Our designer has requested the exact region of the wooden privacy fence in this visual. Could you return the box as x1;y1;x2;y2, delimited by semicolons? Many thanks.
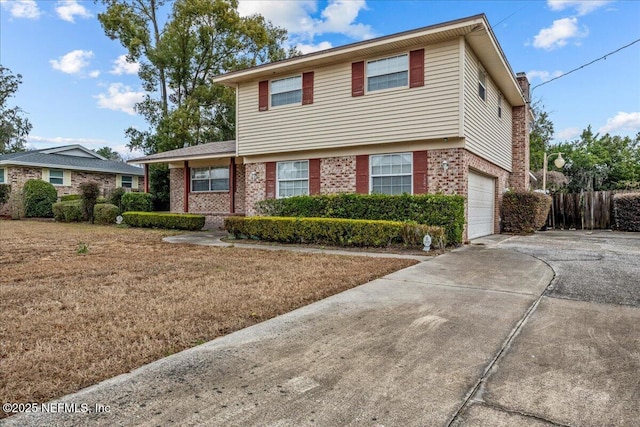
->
547;191;615;230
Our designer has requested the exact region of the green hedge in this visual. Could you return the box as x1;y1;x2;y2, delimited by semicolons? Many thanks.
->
94;203;120;225
60;194;81;202
613;192;640;231
121;192;153;212
255;193;464;245
52;200;83;222
224;216;445;249
23;179;58;218
0;184;10;206
123;212;205;231
501;191;552;234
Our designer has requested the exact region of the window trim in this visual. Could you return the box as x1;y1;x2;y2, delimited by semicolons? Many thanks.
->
365;53;409;94
270;75;302;108
190;166;230;193
49;169;64;186
276;160;309;199
369;152;413;195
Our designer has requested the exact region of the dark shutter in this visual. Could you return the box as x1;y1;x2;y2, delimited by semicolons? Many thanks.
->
258;80;269;111
355;155;369;194
409;49;425;88
309;158;320;195
413;151;428;194
265;162;276;198
302;72;314;105
352;61;365;97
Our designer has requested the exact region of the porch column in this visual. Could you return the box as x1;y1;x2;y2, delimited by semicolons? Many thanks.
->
183;161;190;213
143;164;149;193
229;158;236;214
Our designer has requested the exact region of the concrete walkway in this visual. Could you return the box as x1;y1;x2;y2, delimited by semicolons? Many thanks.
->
2;241;554;427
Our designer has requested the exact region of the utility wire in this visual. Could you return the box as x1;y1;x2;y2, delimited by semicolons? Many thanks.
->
531;38;640;93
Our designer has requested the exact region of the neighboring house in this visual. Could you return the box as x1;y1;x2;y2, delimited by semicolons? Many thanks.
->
130;14;531;240
0;145;144;216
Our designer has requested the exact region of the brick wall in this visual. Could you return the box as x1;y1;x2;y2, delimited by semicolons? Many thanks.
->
426;148;467;195
319;156;356;194
511;73;531;191
169;167;185;213
245;163;266;216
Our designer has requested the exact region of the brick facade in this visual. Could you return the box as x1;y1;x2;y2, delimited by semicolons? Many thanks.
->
511;73;531;191
245;163;266;216
319;156;356;194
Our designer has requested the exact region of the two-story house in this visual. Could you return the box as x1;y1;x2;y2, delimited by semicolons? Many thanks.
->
130;14;531;241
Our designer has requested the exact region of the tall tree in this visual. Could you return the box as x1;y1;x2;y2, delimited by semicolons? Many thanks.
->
529;101;555;172
0;66;32;154
94;146;124;161
97;0;295;155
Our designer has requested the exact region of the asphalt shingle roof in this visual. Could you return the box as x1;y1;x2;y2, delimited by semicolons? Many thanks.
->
129;140;236;163
0;149;144;175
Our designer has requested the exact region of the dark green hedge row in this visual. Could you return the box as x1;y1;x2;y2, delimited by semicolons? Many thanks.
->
501;191;552;234
0;184;10;206
60;194;81;202
224;216;445;249
53;200;83;222
255;193;464;245
613;192;640;231
123;212;205;231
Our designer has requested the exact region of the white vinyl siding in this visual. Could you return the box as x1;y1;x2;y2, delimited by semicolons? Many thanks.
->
367;54;408;92
463;43;513;171
271;76;302;107
191;167;229;192
277;160;308;198
370;153;412;195
237;39;461;156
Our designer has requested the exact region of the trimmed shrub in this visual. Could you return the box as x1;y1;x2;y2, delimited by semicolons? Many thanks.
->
613;192;640;231
79;182;100;223
502;191;552;234
60;194;81;202
96;197;108;204
255;193;464;245
123;212;205;231
23;179;57;218
94;203;120;225
224;216;445;249
121;192;153;213
109;187;126;210
0;184;11;206
52;200;83;222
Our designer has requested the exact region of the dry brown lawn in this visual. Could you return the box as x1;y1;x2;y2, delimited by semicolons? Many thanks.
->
0;220;415;415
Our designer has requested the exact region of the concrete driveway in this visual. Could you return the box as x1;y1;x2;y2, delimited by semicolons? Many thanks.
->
2;231;639;427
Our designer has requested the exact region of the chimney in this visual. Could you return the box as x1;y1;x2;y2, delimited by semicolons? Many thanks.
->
511;72;530;191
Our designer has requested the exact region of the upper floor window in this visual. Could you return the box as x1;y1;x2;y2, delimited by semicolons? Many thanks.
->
370;153;412;195
498;94;503;118
367;54;408;92
277;160;308;198
191;167;229;192
121;175;133;188
271;76;302;107
478;69;487;101
0;168;4;184
49;169;64;186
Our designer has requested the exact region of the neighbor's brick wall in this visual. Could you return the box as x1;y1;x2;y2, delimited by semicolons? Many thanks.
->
170;167;185;213
0;167;42;217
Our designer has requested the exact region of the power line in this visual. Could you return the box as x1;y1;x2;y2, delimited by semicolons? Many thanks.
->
531;38;640;94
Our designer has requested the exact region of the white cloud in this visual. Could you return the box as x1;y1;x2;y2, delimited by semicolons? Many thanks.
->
88;70;101;78
555;127;581;140
1;0;42;19
50;50;94;74
28;135;112;146
110;55;140;75
297;41;333;54
95;83;145;115
599;112;640;134
533;17;588;50
547;0;612;16
527;70;563;82
316;0;374;40
55;0;92;23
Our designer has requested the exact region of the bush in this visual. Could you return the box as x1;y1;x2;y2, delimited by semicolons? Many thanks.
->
501;191;552;234
109;187;126;210
79;182;100;223
224;216;445;249
0;184;11;206
256;193;464;245
613;192;640;231
52;200;83;222
121;192;153;213
123;212;205;231
96;197;108;204
60;194;81;202
94;203;120;225
23;179;57;218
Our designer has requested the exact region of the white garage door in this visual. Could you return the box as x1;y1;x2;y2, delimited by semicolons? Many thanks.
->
468;171;495;240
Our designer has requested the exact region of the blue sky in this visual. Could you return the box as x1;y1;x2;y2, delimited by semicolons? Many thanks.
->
1;0;639;159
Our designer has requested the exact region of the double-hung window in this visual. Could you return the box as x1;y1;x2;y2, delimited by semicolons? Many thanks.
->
0;168;4;184
478;69;487;101
370;153;412;195
191;167;229;192
277;160;308;198
121;175;133;188
49;169;64;185
367;54;408;92
271;76;302;107
498;94;503;118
